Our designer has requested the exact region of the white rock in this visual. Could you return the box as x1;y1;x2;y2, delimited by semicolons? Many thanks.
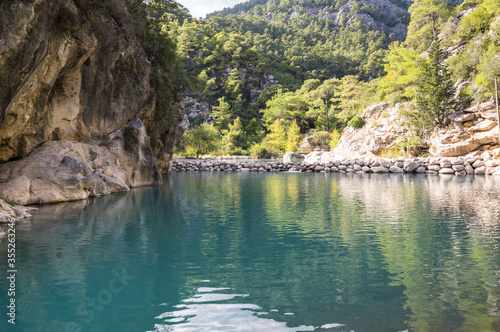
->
475;166;486;175
472;160;485;168
403;160;420;172
451;112;475;123
371;166;389;173
428;165;440;171
439;168;455;174
389;166;404;173
304;151;323;164
468;120;497;133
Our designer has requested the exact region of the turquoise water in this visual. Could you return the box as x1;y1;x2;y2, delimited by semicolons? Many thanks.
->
2;172;500;331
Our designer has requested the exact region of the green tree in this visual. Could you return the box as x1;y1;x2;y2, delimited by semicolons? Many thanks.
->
263;119;287;153
212;97;233;130
378;43;422;103
310;78;340;132
402;39;455;137
286;120;301;152
139;1;189;155
221;117;245;154
182;123;220;157
406;0;451;52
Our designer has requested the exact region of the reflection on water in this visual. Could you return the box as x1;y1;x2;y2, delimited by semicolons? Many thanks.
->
0;172;500;331
151;286;318;332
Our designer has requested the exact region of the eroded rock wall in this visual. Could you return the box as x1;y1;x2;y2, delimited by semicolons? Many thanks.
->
0;117;160;205
0;0;153;161
0;0;183;205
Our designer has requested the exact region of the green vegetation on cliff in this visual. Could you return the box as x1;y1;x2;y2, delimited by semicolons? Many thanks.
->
168;0;500;157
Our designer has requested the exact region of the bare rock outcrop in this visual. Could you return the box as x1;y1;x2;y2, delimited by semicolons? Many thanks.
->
0;117;160;205
334;102;407;158
0;199;37;222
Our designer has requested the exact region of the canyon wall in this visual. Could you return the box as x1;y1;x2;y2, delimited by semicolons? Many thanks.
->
0;0;184;206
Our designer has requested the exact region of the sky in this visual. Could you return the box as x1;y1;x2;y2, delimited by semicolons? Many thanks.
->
176;0;246;19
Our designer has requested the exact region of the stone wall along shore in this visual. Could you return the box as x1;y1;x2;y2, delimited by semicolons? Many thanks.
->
172;157;500;176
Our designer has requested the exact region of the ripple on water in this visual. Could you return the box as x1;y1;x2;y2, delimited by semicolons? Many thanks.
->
150;287;321;332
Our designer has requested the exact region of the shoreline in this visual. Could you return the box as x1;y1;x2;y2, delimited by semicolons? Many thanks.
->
172;156;500;176
2;155;499;223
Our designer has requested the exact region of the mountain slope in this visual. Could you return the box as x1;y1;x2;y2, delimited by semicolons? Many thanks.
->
209;0;412;40
165;0;416;138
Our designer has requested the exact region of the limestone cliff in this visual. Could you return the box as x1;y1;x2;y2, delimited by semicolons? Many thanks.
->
0;0;184;207
334;99;500;159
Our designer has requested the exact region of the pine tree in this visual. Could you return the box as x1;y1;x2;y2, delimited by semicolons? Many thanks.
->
419;39;455;125
211;97;233;131
402;39;455;137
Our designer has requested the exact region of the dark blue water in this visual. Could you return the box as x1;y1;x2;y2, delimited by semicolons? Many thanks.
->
2;172;500;331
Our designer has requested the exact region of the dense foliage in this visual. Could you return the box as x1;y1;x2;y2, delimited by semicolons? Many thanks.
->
172;0;500;157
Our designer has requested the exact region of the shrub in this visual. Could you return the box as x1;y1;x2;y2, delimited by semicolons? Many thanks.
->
311;131;331;146
1;196;20;206
249;143;271;159
377;148;400;158
348;115;364;128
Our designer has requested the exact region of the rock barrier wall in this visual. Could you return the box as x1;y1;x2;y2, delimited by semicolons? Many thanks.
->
172;157;500;176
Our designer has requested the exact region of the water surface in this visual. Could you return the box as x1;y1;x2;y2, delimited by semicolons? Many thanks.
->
1;172;500;331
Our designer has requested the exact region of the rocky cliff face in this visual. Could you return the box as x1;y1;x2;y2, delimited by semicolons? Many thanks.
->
0;0;183;206
334;99;500;159
334;102;407;158
430;99;500;159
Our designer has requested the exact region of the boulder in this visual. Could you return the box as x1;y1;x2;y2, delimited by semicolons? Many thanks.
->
452;165;465;172
415;166;427;173
389;166;404;173
0;199;37;222
468;120;497;133
472;160;485;167
334;103;406;157
0;0;185;207
465;165;475;174
439;168;455;174
450;112;475;123
304;152;324;164
430;100;499;157
428;165;441;171
371;166;389;173
403;160;420;172
0;118;160;205
320;152;336;164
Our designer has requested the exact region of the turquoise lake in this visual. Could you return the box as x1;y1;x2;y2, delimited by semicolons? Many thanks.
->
2;172;500;331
